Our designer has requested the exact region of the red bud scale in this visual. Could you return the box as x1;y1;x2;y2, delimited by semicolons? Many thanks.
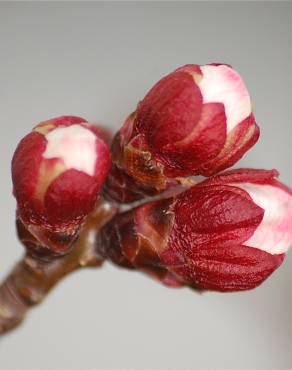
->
104;63;259;202
99;169;292;292
12;116;111;254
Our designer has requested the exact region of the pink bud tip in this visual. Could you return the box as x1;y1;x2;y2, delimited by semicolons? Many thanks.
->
12;116;111;253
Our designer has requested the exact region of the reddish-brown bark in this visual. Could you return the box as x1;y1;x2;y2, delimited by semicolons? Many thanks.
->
0;200;117;334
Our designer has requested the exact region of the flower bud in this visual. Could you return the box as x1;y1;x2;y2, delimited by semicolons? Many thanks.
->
104;64;259;202
12;116;111;254
99;169;292;291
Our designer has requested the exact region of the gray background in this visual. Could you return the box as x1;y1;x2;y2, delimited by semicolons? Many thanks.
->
0;2;292;369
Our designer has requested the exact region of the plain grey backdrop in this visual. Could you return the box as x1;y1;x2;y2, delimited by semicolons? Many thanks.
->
0;2;292;369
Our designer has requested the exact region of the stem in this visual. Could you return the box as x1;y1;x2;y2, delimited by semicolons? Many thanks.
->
0;199;117;335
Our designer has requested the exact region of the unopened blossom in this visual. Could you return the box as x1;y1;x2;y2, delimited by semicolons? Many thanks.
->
12;116;111;254
99;169;292;292
104;63;259;202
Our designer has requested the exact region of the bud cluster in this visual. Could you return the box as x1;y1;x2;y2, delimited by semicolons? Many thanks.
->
11;64;292;292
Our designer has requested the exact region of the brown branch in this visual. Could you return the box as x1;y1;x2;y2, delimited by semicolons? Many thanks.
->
0;199;117;335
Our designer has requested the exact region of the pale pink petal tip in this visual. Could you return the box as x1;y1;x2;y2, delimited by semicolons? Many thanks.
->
237;183;292;254
200;64;252;134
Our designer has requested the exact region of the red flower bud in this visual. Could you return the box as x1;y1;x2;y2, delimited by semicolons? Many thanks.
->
12;116;111;254
99;169;292;291
104;64;259;202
